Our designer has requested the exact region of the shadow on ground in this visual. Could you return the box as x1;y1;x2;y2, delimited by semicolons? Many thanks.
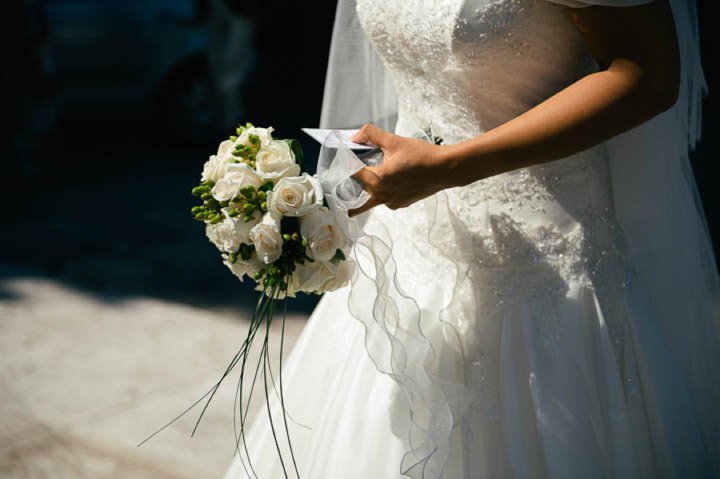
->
0;113;322;316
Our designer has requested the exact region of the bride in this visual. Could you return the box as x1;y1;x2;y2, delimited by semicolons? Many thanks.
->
225;0;719;477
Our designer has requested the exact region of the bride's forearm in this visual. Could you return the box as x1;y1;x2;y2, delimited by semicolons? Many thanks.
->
439;64;675;185
438;0;680;187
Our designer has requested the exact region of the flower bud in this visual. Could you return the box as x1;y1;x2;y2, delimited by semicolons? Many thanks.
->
241;186;256;198
291;232;300;241
261;201;268;211
282;233;291;242
243;203;255;214
257;190;267;201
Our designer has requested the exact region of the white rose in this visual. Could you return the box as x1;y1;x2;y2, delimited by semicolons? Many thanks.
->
206;217;245;253
290;261;337;294
300;206;347;262
236;126;274;148
320;259;355;293
250;213;284;264
255;140;300;181
268;173;323;217
211;163;263;202
223;252;265;282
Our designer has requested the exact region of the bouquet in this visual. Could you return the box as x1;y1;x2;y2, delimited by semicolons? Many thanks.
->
141;122;441;478
192;123;354;297
139;124;357;477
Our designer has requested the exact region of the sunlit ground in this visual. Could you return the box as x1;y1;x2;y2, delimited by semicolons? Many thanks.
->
0;268;306;478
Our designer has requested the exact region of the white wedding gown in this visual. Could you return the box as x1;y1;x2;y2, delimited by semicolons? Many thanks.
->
224;0;720;478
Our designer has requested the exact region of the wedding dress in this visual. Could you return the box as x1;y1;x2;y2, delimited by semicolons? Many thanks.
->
224;0;719;477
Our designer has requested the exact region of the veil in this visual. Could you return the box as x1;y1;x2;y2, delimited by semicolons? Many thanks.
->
320;0;719;476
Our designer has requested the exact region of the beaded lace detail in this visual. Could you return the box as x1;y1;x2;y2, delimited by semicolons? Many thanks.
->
356;0;628;305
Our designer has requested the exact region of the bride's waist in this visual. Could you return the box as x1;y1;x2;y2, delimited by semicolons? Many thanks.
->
376;186;626;286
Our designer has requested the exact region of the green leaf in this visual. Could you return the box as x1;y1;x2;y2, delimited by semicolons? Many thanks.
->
285;139;305;171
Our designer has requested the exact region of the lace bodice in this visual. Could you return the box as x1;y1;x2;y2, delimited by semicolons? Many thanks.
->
358;0;595;138
356;0;629;312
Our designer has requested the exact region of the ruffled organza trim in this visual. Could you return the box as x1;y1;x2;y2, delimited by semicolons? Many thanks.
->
317;135;475;478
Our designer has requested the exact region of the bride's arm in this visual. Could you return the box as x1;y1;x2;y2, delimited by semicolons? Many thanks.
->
350;0;680;214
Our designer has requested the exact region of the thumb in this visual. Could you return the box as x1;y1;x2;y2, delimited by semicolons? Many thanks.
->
351;124;391;148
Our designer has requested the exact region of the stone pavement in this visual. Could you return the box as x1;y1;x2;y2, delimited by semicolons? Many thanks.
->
0;272;307;479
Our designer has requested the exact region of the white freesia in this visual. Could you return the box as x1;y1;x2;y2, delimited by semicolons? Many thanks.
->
206;217;245;253
216;139;236;162
290;261;337;294
211;163;263;202
255;140;300;181
201;155;225;183
320;259;355;293
300;206;347;262
250;213;283;264
201;140;238;182
223;252;265;282
236;126;274;148
222;208;261;243
268;173;323;217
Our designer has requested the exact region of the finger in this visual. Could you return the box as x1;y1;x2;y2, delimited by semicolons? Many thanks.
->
351;165;380;187
349;194;380;218
351;124;391;148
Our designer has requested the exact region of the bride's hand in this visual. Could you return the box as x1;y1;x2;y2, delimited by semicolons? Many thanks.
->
349;124;454;217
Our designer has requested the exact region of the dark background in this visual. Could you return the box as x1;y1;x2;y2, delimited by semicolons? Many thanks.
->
0;0;717;314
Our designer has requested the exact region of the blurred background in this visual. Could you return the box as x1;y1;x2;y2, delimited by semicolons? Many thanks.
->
0;0;717;477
